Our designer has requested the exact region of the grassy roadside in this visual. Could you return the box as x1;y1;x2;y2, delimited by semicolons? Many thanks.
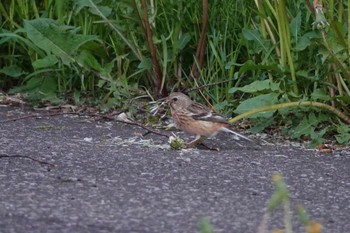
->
1;0;349;145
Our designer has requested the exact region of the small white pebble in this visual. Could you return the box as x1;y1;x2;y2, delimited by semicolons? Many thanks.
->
83;137;93;142
116;112;132;122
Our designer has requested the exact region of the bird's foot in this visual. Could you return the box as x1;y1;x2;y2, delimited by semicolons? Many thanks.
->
185;136;206;149
185;141;220;151
198;143;220;151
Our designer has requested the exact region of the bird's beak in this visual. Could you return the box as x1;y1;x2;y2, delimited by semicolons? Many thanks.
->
164;97;170;105
149;97;167;116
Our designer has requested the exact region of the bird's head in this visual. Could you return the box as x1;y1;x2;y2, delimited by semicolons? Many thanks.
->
166;92;192;111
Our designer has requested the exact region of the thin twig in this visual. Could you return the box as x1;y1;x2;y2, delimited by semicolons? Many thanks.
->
97;113;170;139
115;119;170;139
0;154;57;167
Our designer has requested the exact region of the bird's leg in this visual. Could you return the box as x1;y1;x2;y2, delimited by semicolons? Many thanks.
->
185;135;206;148
199;143;220;151
185;136;219;151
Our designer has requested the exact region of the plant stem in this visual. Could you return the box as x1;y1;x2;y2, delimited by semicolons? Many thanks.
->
228;101;350;124
283;199;293;233
141;0;167;97
275;0;298;94
191;0;208;80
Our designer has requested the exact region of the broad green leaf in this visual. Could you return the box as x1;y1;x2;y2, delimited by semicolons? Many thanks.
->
32;55;58;69
242;28;267;52
335;122;350;144
0;32;45;57
74;0;112;17
309;128;327;146
294;35;310;51
290;12;301;40
138;58;152;70
97;79;106;88
234;93;279;118
237;60;277;74
178;33;191;50
0;65;25;78
214;100;228;111
295;70;311;79
229;80;280;93
17;76;57;94
22;76;60;103
294;31;320;51
23;19;99;65
100;60;115;77
76;50;102;71
24;76;41;90
291;114;317;139
39;76;58;93
250;117;276;133
290;113;328;144
311;88;331;101
242;28;262;41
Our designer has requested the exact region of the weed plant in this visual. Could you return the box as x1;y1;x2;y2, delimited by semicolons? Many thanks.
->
0;0;349;145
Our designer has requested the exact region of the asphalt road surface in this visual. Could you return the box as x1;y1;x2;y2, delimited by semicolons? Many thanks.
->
0;106;349;233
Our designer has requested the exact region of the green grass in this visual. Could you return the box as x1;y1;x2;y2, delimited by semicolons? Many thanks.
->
0;0;349;145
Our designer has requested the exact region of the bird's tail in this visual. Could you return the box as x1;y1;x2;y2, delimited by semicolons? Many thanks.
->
221;127;254;142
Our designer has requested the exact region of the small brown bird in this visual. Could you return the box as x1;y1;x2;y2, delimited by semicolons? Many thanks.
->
166;92;253;148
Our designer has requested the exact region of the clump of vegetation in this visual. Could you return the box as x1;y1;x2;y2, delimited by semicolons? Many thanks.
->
168;135;185;150
258;173;322;233
198;173;323;233
1;0;349;145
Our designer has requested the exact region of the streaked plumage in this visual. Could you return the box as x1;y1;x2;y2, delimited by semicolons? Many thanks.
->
166;92;253;147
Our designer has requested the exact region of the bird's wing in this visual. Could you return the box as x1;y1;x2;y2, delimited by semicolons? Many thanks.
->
187;102;228;123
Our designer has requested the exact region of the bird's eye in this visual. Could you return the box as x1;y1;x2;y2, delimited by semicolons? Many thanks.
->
172;97;178;102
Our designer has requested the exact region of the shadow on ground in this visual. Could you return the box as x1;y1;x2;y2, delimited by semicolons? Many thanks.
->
0;106;349;233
